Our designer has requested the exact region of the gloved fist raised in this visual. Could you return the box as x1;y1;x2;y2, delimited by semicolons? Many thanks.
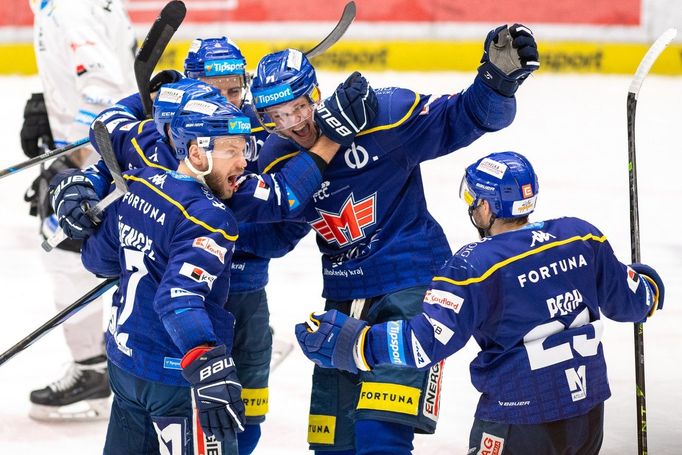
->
478;24;540;97
295;309;370;373
149;69;184;95
629;263;665;316
181;344;245;443
314;71;378;146
49;169;101;240
20;93;55;158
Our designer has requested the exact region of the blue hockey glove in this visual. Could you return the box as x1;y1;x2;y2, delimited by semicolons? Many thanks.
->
181;344;245;442
630;263;665;316
49;169;101;240
478;23;540;97
295;310;371;373
314;71;378;146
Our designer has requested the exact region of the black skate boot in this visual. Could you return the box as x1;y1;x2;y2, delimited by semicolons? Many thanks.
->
29;354;111;421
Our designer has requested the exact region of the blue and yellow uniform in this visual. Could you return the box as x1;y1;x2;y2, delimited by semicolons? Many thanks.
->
259;77;515;450
364;217;657;453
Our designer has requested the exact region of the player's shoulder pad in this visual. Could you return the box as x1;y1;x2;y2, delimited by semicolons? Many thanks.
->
530;217;607;242
431;254;480;289
365;87;421;129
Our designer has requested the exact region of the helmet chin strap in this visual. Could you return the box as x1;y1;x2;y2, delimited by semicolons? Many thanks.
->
468;204;497;239
184;149;214;184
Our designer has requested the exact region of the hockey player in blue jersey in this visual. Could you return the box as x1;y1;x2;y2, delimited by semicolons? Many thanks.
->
185;37;313;453
252;24;539;453
295;151;665;455
76;98;254;454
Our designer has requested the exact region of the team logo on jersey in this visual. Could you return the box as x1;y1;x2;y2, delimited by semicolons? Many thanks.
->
565;365;587;402
477;432;504;455
179;263;216;289
424;289;464;313
626;266;640;293
192;237;227;264
530;230;557;247
344;144;370;169
311;193;377;247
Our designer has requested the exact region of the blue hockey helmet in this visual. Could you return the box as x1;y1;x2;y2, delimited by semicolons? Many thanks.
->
250;48;319;131
460;151;539;219
152;78;223;141
184;37;247;79
169;98;251;161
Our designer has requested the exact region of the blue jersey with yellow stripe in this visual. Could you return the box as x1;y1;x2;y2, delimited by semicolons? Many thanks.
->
258;76;516;300
87;94;312;292
365;217;656;424
81;166;239;386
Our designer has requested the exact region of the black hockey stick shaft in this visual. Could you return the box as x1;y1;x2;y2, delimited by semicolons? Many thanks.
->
42;121;128;252
135;0;187;117
0;278;119;368
626;28;676;455
0;137;90;180
304;1;356;58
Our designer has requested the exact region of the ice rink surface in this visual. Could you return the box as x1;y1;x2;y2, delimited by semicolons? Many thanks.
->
0;70;680;453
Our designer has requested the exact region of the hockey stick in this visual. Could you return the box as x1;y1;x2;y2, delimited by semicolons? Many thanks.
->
304;1;356;59
0;277;119;368
135;0;187;117
0;137;90;181
42;121;128;252
626;28;677;455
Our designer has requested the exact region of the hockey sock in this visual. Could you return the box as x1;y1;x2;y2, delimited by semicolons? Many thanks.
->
237;423;261;455
355;419;414;455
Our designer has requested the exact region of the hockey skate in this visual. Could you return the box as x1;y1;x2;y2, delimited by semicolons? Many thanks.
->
29;355;111;421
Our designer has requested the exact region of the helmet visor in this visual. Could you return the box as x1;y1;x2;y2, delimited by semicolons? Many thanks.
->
196;135;248;160
459;175;477;207
198;75;247;108
257;97;315;134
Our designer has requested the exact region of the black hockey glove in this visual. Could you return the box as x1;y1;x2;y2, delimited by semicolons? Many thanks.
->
49;169;101;240
20;93;55;158
314;71;378;147
181;344;246;442
478;24;540;97
149;69;184;94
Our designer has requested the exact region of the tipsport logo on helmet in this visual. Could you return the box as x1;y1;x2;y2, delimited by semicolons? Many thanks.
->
252;84;295;109
228;117;251;134
204;59;245;76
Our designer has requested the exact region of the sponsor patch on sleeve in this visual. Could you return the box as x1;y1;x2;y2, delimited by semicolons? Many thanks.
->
424;289;464;313
285;184;300;210
170;287;204;300
626;266;640;293
253;176;271;201
192;237;227;264
425;315;454;345
411;332;431;368
179;263;216;289
386;320;406;366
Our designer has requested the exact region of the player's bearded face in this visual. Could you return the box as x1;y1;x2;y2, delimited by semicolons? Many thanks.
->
204;136;247;199
265;97;318;149
200;75;246;108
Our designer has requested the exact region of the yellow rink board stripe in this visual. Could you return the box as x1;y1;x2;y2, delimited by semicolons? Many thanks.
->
2;40;682;75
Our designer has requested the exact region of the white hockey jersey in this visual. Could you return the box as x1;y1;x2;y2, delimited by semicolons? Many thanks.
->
32;0;137;158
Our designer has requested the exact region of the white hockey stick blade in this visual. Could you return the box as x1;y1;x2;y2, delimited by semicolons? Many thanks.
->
629;28;677;98
270;338;294;371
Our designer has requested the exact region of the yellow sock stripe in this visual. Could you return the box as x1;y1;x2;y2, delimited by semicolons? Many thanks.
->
356;93;421;137
640;274;660;317
123;174;238;242
433;233;608;286
131;136;172;172
262;151;299;173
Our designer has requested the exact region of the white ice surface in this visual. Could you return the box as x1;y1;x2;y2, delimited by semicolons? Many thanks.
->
0;71;680;453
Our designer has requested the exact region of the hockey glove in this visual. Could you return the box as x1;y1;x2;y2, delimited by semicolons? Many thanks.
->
149;69;184;95
295;310;371;374
20;93;55;158
314;71;378;147
49;169;101;240
478;24;540;97
181;344;245;442
630;263;665;316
